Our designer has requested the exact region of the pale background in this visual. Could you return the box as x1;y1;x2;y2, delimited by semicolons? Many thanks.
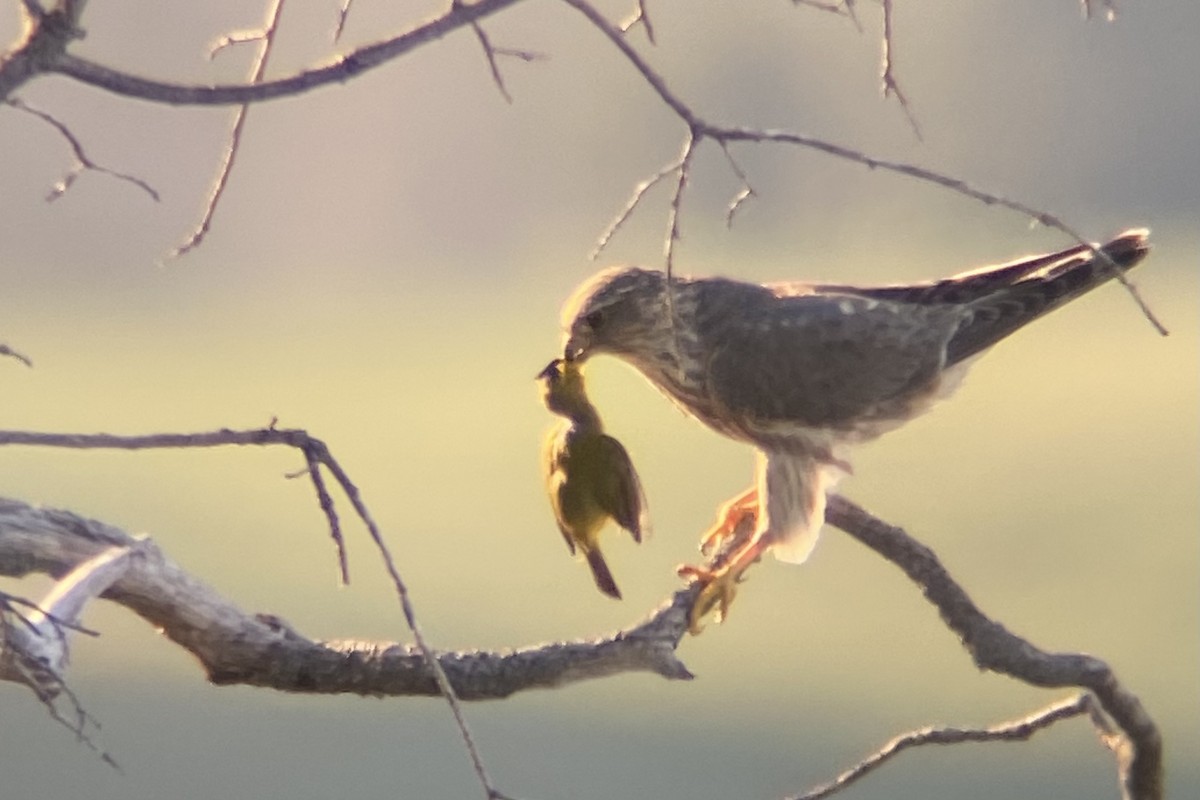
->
0;1;1196;799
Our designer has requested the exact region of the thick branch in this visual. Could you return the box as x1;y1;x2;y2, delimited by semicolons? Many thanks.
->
825;495;1162;800
45;0;527;106
0;497;694;698
0;487;1161;798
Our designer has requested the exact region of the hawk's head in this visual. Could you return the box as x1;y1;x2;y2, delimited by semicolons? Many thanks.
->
561;267;671;364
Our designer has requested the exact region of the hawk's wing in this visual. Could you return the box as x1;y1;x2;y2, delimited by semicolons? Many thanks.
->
702;288;965;428
812;229;1151;366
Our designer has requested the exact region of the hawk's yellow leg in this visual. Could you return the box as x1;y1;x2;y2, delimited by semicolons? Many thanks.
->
699;486;758;556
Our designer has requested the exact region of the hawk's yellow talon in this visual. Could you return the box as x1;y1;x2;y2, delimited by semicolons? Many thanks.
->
677;535;769;635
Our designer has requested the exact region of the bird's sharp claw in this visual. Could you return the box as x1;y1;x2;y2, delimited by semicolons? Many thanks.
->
677;563;741;635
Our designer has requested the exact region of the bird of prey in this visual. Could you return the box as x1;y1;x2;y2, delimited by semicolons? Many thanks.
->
539;357;650;599
559;229;1151;632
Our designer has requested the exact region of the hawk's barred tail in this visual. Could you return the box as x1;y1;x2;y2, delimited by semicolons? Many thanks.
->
946;229;1151;365
586;549;622;599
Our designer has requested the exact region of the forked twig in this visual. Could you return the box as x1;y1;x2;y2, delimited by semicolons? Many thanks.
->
791;694;1095;799
618;0;655;43
168;0;286;260
589;153;687;259
879;0;922;139
472;22;513;103
718;140;756;227
5;97;160;202
565;0;1166;336
0;426;502;799
825;494;1162;800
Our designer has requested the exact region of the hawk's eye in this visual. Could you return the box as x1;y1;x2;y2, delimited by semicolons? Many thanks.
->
585;310;605;330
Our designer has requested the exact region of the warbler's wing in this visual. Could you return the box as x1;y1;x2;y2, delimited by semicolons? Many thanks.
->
596;434;649;543
541;429;577;555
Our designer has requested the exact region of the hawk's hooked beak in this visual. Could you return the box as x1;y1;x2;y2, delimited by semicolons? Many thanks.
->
562;330;591;363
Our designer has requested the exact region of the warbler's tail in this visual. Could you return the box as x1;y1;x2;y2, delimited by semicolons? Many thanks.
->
586;549;621;599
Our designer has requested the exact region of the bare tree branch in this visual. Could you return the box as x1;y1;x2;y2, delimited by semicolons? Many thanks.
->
662;132;696;276
0;426;549;799
0;3;1165;797
589;152;687;260
825;495;1162;800
718;139;757;227
0;477;1160;798
618;0;655;43
4;97;161;202
0;497;695;697
793;0;862;32
471;21;514;103
0;343;34;367
792;694;1097;800
562;0;1167;336
879;0;922;139
334;0;356;42
168;0;286;260
37;0;528;106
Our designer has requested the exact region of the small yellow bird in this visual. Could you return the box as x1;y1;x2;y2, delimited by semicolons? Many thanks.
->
538;357;649;599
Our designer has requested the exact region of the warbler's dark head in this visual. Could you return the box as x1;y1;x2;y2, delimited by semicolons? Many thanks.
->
537;356;593;419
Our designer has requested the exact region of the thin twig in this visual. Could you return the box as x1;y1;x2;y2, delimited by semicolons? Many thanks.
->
589;153;687;260
334;0;355;41
0;427;503;800
793;0;861;30
492;46;546;62
469;22;545;101
718;140;756;227
472;22;513;103
208;30;267;59
825;495;1162;800
618;0;655;43
46;0;528;106
1;592;120;770
0;344;34;368
565;0;1164;335
880;0;922;139
791;694;1094;800
297;449;350;584
307;441;501;800
4;98;161;202
168;0;286;260
663;132;698;276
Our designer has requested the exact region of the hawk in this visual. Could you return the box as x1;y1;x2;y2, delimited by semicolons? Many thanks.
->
559;229;1151;632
